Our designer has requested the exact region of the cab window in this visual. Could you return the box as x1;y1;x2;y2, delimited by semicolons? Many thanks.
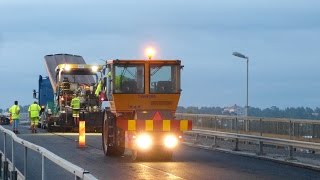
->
150;64;180;94
113;64;144;94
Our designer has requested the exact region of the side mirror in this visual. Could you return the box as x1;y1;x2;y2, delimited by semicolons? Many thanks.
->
33;89;37;99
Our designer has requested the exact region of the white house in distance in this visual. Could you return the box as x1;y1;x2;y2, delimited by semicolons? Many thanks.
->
223;104;245;116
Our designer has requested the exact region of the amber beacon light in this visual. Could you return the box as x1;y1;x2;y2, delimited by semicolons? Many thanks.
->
145;47;155;60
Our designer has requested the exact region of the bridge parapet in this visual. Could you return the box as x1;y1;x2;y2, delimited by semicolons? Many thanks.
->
176;113;320;143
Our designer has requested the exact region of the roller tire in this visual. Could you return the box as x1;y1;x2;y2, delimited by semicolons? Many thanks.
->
102;109;125;156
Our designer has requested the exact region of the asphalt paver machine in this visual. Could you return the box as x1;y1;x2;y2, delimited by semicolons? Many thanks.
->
43;54;104;132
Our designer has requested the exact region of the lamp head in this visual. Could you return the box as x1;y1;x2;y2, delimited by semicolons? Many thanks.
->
232;52;247;59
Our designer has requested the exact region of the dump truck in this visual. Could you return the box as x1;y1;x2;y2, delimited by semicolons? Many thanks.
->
101;57;192;160
37;54;104;132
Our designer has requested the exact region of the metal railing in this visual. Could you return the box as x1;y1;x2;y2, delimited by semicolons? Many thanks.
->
176;113;320;142
0;125;97;180
186;128;320;160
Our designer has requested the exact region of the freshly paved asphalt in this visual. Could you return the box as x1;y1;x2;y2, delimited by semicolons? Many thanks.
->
1;125;320;180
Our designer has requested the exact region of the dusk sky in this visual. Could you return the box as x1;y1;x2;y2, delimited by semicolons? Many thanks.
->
1;0;320;109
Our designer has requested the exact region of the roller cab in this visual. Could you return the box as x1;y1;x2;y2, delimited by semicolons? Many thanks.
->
102;59;192;160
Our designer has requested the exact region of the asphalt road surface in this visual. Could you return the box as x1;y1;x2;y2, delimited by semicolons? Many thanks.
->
1;125;320;180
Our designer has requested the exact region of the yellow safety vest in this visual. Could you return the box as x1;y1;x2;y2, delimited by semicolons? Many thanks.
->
9;105;20;119
95;81;102;97
28;104;41;118
71;97;80;109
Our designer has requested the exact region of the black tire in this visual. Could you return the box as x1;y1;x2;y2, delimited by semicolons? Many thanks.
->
102;109;125;156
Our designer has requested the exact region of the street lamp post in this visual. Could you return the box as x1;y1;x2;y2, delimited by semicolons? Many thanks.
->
232;52;249;131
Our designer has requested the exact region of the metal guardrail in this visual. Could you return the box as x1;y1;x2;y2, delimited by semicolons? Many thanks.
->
186;128;320;159
0;125;97;180
176;113;320;142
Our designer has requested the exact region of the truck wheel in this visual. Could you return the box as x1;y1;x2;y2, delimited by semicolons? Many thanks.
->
116;129;125;156
102;111;113;156
102;110;125;156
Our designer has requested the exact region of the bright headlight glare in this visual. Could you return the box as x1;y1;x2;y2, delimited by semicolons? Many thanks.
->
164;135;178;148
65;65;71;71
91;66;98;72
136;134;152;149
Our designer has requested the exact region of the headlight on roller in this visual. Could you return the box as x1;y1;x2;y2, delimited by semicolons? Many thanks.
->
164;135;178;149
136;134;152;150
91;65;98;72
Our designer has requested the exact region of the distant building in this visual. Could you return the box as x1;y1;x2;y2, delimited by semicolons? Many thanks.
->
223;104;244;116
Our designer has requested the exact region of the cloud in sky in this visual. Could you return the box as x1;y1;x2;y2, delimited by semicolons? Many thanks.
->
0;0;320;109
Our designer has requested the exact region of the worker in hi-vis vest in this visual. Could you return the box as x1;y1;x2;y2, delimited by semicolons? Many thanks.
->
28;101;41;133
9;100;20;134
71;94;81;126
95;78;103;97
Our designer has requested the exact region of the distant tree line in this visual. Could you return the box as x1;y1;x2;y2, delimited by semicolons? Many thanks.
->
177;106;320;120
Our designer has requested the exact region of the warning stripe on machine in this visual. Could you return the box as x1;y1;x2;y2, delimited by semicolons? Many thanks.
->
117;119;192;131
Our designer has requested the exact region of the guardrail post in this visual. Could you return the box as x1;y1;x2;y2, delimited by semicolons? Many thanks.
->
214;117;217;131
287;145;295;160
257;141;264;155
259;118;263;136
11;171;17;180
312;124;315;139
0;153;2;178
233;138;239;151
24;146;28;180
3;161;8;180
42;155;46;180
289;120;292;139
292;122;295;137
75;175;81;180
11;138;17;180
194;133;200;144
231;118;233;132
235;118;238;134
3;133;6;161
3;133;8;180
12;138;15;171
212;136;218;148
